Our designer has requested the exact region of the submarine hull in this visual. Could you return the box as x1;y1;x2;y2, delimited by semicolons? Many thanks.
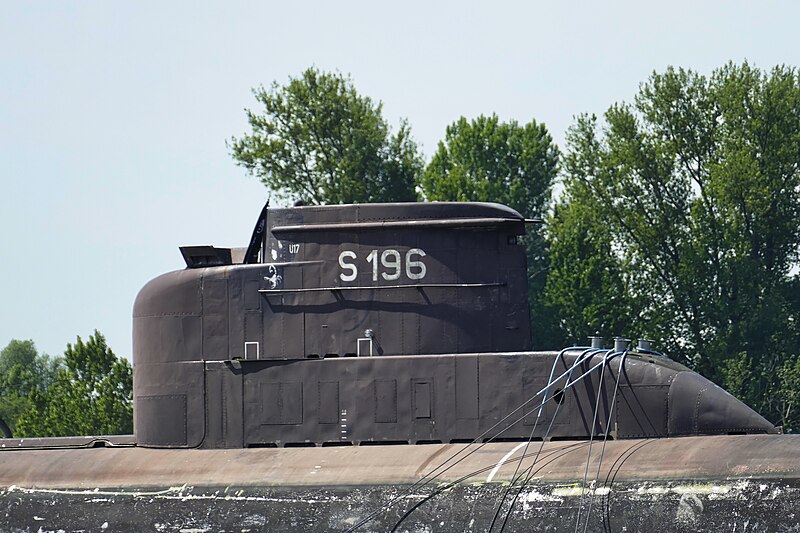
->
1;434;799;531
3;201;791;531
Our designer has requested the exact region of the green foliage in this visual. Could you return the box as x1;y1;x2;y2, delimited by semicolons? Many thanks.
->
15;331;132;437
419;114;559;347
420;114;558;215
544;200;632;344
0;340;61;435
777;355;800;431
553;62;800;427
230;67;423;204
227;62;800;427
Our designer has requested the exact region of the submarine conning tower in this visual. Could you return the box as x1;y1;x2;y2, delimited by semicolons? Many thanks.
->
132;202;777;449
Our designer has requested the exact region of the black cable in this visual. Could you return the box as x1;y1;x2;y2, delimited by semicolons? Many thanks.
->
376;367;603;533
396;349;612;533
495;393;567;533
497;350;619;533
582;352;628;533
349;386;577;532
345;347;598;532
600;439;652;533
489;348;602;532
389;441;592;532
574;350;617;533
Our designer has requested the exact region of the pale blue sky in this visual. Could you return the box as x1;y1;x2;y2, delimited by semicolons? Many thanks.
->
2;1;799;359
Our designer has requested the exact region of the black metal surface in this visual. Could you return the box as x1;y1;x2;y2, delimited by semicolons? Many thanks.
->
179;245;232;268
244;198;269;264
129;201;777;449
0;201;791;532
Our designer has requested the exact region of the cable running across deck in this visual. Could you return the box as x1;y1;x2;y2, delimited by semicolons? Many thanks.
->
350;347;623;533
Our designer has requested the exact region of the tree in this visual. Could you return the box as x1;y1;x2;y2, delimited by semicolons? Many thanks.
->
0;340;61;436
420;114;560;347
230;67;423;204
15;331;133;437
420;115;557;216
544;200;633;345
555;63;800;428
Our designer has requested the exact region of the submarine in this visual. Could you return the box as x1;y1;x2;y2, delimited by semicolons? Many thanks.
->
1;201;799;532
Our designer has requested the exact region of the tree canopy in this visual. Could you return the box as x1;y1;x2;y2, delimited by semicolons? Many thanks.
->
0;340;61;436
419;114;558;215
548;62;800;428
544;199;633;344
15;331;132;437
230;67;423;204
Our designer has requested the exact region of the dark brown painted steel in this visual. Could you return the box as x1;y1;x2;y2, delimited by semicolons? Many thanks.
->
0;435;798;489
0;201;791;531
257;281;505;293
270;216;525;233
129;201;777;449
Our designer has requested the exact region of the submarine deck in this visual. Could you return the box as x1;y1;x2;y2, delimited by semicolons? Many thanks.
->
1;434;799;489
3;435;800;531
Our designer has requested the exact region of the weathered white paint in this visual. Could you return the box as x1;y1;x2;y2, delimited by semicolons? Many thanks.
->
486;442;527;482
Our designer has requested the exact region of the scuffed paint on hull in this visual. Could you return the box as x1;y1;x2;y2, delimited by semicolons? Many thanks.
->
3;480;799;532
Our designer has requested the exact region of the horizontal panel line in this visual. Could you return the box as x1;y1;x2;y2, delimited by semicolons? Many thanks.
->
271;217;525;233
258;282;505;294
